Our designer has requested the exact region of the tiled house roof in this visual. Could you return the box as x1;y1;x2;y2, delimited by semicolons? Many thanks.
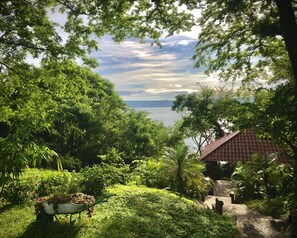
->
200;128;291;164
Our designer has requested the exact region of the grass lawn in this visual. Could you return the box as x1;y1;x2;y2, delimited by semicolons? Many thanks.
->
0;185;238;238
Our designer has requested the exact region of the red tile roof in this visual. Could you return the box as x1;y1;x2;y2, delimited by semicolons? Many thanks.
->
200;128;291;164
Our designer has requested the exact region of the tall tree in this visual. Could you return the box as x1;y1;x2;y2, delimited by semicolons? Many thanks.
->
119;110;168;164
191;0;297;205
235;83;297;196
193;0;297;84
172;86;240;155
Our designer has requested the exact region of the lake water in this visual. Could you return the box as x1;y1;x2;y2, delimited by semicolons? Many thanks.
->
136;107;182;127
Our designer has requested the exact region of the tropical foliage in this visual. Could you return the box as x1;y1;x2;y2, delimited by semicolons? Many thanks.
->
159;144;212;199
232;154;293;201
1;0;297;234
0;58;170;193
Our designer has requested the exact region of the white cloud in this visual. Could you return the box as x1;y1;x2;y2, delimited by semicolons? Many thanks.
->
94;37;235;100
44;7;234;100
178;40;194;46
146;88;195;94
177;26;200;39
173;84;182;88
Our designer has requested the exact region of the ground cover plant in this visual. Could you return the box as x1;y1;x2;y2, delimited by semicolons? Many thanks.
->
0;184;238;238
246;198;289;219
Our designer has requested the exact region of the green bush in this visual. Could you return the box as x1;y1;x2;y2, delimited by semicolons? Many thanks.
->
132;157;212;200
246;198;289;219
1;163;131;205
35;171;79;197
131;159;166;188
232;154;293;202
78;166;106;197
78;163;130;198
1;170;79;205
1;179;37;204
100;163;130;186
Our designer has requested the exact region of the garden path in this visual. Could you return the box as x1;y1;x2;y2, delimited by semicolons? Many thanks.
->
204;180;291;238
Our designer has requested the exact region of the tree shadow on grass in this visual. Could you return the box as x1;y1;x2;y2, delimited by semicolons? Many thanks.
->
88;192;172;238
18;220;83;238
90;192;195;238
0;204;14;214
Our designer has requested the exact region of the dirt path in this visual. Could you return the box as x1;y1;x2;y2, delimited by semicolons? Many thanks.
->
204;180;291;238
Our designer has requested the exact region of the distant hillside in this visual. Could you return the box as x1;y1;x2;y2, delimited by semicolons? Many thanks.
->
125;100;173;108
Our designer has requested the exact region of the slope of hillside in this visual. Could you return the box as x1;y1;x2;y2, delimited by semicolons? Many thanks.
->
0;185;238;238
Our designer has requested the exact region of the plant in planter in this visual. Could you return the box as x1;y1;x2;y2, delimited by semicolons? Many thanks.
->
35;192;96;219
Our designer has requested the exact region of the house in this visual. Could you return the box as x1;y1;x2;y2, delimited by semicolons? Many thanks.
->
200;128;291;179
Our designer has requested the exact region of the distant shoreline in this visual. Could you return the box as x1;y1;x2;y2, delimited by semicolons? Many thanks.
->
125;100;173;108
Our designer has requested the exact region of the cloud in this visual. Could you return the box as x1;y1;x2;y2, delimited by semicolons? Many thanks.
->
178;40;195;46
171;84;182;88
146;88;195;94
93;36;234;100
43;9;240;101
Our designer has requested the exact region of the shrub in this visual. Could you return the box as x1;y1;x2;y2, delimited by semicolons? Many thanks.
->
35;171;79;197
131;159;166;188
232;154;293;202
1;179;37;204
1;170;79;205
246;198;289;219
100;163;130;186
78;163;130;198
132;156;212;201
78;166;106;197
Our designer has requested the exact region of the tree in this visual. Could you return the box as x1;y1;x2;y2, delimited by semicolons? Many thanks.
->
192;0;297;156
35;61;126;168
0;63;62;193
0;0;196;182
159;144;210;199
193;0;297;85
0;0;196;74
191;0;297;205
119;110;168;164
172;86;240;155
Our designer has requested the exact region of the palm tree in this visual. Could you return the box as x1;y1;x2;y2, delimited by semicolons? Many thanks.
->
159;144;210;199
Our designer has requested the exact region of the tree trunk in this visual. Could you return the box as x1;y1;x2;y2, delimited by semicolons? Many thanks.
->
292;149;297;207
0;174;8;196
275;0;297;203
275;0;297;128
275;0;297;83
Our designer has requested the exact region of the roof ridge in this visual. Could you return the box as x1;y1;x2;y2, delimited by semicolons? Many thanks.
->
200;130;241;160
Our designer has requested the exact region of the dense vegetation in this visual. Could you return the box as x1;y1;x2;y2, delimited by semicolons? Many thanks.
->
0;60;170;193
1;0;297;236
0;170;238;238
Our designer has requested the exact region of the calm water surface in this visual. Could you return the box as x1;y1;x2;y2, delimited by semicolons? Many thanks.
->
137;107;182;127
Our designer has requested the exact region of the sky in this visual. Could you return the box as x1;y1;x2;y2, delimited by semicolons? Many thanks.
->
48;9;236;101
93;33;231;101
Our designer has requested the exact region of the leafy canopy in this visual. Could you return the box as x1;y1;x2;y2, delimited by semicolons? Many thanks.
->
193;0;295;84
172;86;240;154
0;0;197;72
